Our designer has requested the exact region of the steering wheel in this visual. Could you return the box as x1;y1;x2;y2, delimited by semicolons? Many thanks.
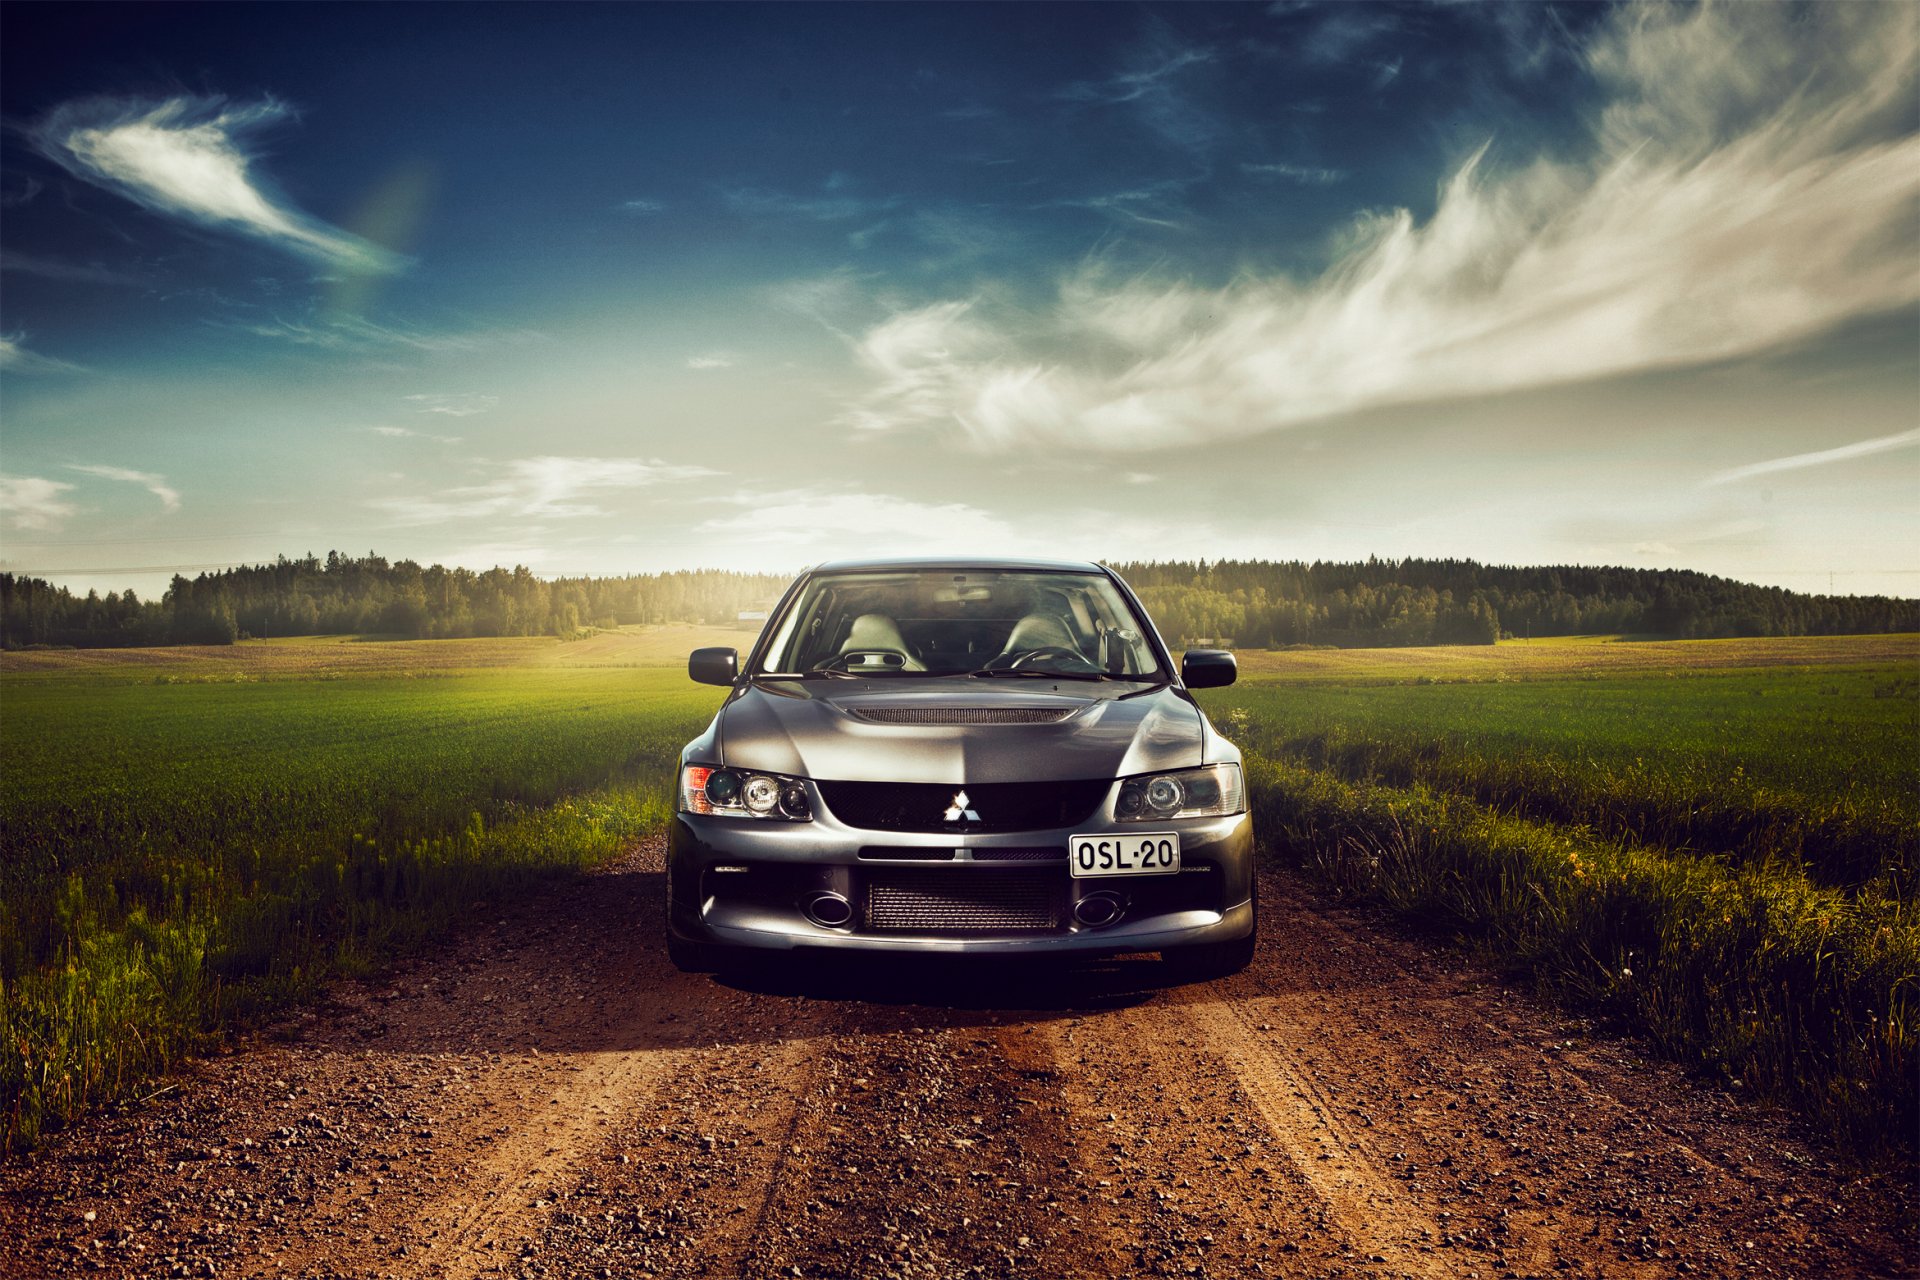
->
816;649;912;672
1008;645;1101;672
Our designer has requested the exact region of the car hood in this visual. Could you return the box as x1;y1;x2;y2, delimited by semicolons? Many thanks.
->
717;679;1208;784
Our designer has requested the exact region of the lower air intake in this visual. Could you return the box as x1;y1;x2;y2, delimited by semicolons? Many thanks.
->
865;869;1065;932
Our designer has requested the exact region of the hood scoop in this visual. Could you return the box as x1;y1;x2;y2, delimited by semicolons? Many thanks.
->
843;705;1077;726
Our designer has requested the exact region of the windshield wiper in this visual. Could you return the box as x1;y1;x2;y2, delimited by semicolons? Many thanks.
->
967;667;1110;681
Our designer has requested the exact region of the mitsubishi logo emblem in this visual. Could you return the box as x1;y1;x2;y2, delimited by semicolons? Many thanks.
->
943;789;981;824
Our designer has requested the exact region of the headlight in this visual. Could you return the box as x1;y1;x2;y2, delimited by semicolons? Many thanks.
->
1116;763;1244;821
681;765;814;821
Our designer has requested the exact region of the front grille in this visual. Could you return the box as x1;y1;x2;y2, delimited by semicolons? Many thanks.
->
858;845;1065;862
845;706;1075;725
858;846;956;861
817;779;1111;834
865;869;1066;932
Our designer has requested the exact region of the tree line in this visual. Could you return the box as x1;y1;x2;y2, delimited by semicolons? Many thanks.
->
1;552;1915;650
0;553;788;648
1110;558;1920;647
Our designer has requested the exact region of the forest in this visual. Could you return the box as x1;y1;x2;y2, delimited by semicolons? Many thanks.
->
1;553;1914;650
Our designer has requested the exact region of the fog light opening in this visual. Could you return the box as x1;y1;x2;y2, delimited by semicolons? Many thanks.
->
800;891;854;929
1073;891;1127;929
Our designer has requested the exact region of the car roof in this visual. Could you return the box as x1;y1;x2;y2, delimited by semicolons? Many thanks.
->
805;556;1109;575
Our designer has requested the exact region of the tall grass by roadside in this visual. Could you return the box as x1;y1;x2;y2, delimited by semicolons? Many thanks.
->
1213;664;1919;896
1;662;717;1148
1243;757;1918;1160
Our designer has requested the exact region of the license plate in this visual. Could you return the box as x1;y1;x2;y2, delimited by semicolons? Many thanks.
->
1069;832;1181;878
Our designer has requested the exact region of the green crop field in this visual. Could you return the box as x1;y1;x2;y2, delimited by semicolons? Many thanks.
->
1208;657;1918;893
1196;634;1919;1158
2;629;1916;1158
0;626;743;1145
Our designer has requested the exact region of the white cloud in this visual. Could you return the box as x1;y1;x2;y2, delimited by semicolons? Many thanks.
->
366;425;461;444
405;393;499;417
0;475;79;530
0;333;85;375
697;488;1020;554
32;95;402;274
1702;429;1920;488
371;456;718;526
68;465;181;513
240;316;544;354
686;353;735;370
1240;162;1347;185
620;198;665;215
843;2;1920;453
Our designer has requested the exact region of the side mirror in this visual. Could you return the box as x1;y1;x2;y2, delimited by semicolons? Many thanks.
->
1181;648;1237;689
689;646;739;686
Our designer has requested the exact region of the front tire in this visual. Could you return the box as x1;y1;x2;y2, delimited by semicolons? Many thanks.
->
1161;929;1255;981
1163;878;1257;981
667;931;721;973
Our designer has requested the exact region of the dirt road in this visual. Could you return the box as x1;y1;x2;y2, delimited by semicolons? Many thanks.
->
3;839;1911;1279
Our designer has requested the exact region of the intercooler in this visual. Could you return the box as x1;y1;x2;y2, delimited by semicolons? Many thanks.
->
863;868;1067;932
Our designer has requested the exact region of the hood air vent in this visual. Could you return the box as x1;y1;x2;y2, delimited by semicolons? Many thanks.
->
845;706;1075;726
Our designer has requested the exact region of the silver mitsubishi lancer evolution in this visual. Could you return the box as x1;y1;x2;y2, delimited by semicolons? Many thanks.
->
665;557;1255;979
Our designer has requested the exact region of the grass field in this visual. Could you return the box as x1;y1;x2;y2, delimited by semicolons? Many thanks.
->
1;627;740;1144
1201;634;1919;1158
2;629;1916;1157
1210;657;1917;893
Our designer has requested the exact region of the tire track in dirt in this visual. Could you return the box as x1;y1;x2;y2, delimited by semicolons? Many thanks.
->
1171;983;1450;1276
5;859;1915;1280
712;980;1101;1280
420;1044;700;1279
507;1016;837;1280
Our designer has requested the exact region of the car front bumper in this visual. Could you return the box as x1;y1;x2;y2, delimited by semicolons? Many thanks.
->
666;799;1254;958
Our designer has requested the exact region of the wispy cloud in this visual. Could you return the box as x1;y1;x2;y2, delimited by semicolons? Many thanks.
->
620;198;665;215
67;464;181;513
0;333;85;375
31;95;403;274
371;456;718;525
724;176;895;223
0;475;79;530
1631;519;1768;558
1293;8;1400;65
0;249;153;286
366;425;461;444
840;3;1920;452
1059;28;1221;153
766;268;871;339
686;352;735;370
1059;40;1213;106
1048;182;1194;230
1703;429;1920;488
1239;161;1347;185
0;175;44;208
405;393;499;418
237;315;544;354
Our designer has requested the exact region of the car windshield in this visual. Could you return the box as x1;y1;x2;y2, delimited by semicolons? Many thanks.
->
754;569;1166;679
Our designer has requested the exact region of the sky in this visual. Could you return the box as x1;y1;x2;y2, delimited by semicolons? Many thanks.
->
1;0;1915;601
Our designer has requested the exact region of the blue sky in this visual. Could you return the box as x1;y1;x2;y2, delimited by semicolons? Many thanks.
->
2;1;1915;599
